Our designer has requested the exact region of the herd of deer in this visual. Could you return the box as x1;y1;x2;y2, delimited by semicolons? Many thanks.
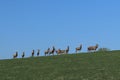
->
13;44;98;59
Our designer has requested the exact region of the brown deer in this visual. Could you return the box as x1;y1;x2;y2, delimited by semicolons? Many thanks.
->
88;44;98;52
49;46;55;56
44;48;50;56
76;44;82;53
56;46;69;55
56;49;62;55
66;46;69;54
13;51;18;59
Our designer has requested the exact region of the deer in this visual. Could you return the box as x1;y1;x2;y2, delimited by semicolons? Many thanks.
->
75;44;82;53
13;51;18;59
88;44;99;52
22;52;25;58
32;50;35;57
56;46;69;55
49;46;56;56
44;48;50;56
37;49;40;56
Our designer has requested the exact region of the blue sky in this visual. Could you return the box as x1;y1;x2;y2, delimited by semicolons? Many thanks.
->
0;0;120;59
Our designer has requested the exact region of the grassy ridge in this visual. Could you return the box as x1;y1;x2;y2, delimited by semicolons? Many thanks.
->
0;51;120;80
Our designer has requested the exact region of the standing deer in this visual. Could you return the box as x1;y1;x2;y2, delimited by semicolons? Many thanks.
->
76;44;82;53
49;46;55;56
88;44;99;52
37;49;40;56
22;52;25;58
32;50;35;57
66;46;69;54
13;51;18;59
44;48;50;56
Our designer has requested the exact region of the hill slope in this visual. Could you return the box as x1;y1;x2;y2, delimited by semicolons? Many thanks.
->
0;51;120;80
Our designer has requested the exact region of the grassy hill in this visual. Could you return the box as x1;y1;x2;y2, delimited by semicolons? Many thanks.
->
0;51;120;80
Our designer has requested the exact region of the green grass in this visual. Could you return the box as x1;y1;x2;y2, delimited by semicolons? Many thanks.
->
0;50;120;80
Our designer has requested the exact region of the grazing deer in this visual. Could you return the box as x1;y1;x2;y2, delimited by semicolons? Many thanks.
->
60;50;66;54
88;44;98;52
56;49;62;55
56;46;69;55
44;48;50;56
37;49;40;56
22;52;25;58
13;51;18;59
32;50;35;57
76;44;82;53
49;46;55;56
56;49;66;55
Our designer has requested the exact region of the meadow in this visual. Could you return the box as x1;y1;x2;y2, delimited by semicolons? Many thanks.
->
0;50;120;80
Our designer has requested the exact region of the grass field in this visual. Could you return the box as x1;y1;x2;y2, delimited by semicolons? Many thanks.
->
0;50;120;80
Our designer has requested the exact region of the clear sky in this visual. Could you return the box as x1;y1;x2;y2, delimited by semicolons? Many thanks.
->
0;0;120;59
